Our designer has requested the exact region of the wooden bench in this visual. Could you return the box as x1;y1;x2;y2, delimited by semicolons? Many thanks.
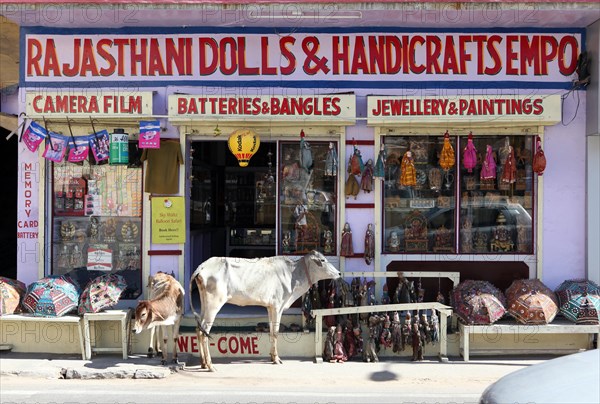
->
311;302;453;363
459;319;600;361
0;314;85;359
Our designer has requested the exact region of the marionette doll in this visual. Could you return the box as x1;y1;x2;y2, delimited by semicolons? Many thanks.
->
340;222;354;256
439;130;455;171
345;174;360;199
391;311;403;353
501;146;517;184
323;326;336;362
344;320;357;359
364;223;375;265
299;130;313;172
480;144;497;184
399;150;417;187
411;321;424;361
374;143;386;179
324;142;338;177
348;144;365;176
533;136;547;175
333;324;348;362
361;159;374;193
463;132;478;173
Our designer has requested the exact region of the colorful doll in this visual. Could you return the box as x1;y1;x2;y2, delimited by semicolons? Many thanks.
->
501;146;517;184
533;136;547;175
340;222;354;256
364;223;375;265
462;132;477;173
399;150;417;187
480;144;497;180
374;143;386;179
439;130;455;171
361;159;374;193
324;142;338;176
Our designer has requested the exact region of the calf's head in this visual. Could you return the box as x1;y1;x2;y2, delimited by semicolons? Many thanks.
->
132;301;153;334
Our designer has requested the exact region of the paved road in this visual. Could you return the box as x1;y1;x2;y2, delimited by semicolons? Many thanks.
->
0;355;542;404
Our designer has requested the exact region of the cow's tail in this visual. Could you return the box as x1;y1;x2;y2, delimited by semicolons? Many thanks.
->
189;266;211;339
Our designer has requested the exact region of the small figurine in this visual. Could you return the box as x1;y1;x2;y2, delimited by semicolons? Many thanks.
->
364;315;380;363
340;222;354;257
324;142;338;177
391;311;403;353
501;146;517;184
333;324;348;362
353;326;364;358
282;231;291;253
401;312;412;351
463;132;478;173
379;314;393;350
323;230;333;254
348;144;364;176
364;223;375;265
344;320;356;359
480;144;497;181
411;321;424;361
399;150;417;187
323;326;336;362
439;130;455;171
88;216;100;241
429;311;440;346
490;212;514;252
360;159;374;193
294;202;308;245
299;130;313;173
388;231;400;253
373;144;386;179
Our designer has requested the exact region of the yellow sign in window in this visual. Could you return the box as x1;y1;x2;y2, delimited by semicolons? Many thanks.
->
151;196;186;244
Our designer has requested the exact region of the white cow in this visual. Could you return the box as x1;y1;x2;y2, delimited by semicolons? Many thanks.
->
190;250;340;371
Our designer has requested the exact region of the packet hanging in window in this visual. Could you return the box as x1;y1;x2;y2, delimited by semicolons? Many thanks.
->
22;121;47;152
42;132;68;162
89;129;110;163
67;136;91;163
139;120;160;149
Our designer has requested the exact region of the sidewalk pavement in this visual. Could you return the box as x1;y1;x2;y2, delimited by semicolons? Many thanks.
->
0;350;547;382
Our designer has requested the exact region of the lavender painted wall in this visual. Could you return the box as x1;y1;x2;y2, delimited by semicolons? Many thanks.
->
542;92;587;289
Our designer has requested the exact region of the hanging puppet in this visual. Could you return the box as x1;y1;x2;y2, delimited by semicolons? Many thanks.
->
348;142;365;176
399;150;417;187
299;130;313;172
361;159;374;193
501;145;517;184
480;144;497;182
439;131;455;171
340;222;354;257
324;142;338;176
364;223;375;265
533;136;547;175
345;174;360;199
373;143;386;179
462;132;478;173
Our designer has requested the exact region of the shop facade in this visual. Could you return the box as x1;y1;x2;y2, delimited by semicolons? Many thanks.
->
10;23;599;356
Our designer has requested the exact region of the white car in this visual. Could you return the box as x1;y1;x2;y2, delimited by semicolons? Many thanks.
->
480;349;600;404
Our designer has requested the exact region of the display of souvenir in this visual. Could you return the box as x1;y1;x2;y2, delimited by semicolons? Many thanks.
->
428;167;442;190
340;222;353;257
473;230;489;252
88;216;100;241
490;212;514;252
465;176;477;190
324;142;338;177
364;224;375;265
399;151;417;187
463;132;477;173
121;220;139;242
374;144;386;179
439;131;455;171
387;231;400;252
533;136;546;175
409;140;428;162
404;210;428;252
433;225;454;253
60;221;76;241
323;230;333;254
361;159;374;193
103;218;117;243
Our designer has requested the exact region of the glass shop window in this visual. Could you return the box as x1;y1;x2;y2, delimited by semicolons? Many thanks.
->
279;141;337;255
382;135;457;254
382;134;535;255
459;135;534;254
51;160;143;299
